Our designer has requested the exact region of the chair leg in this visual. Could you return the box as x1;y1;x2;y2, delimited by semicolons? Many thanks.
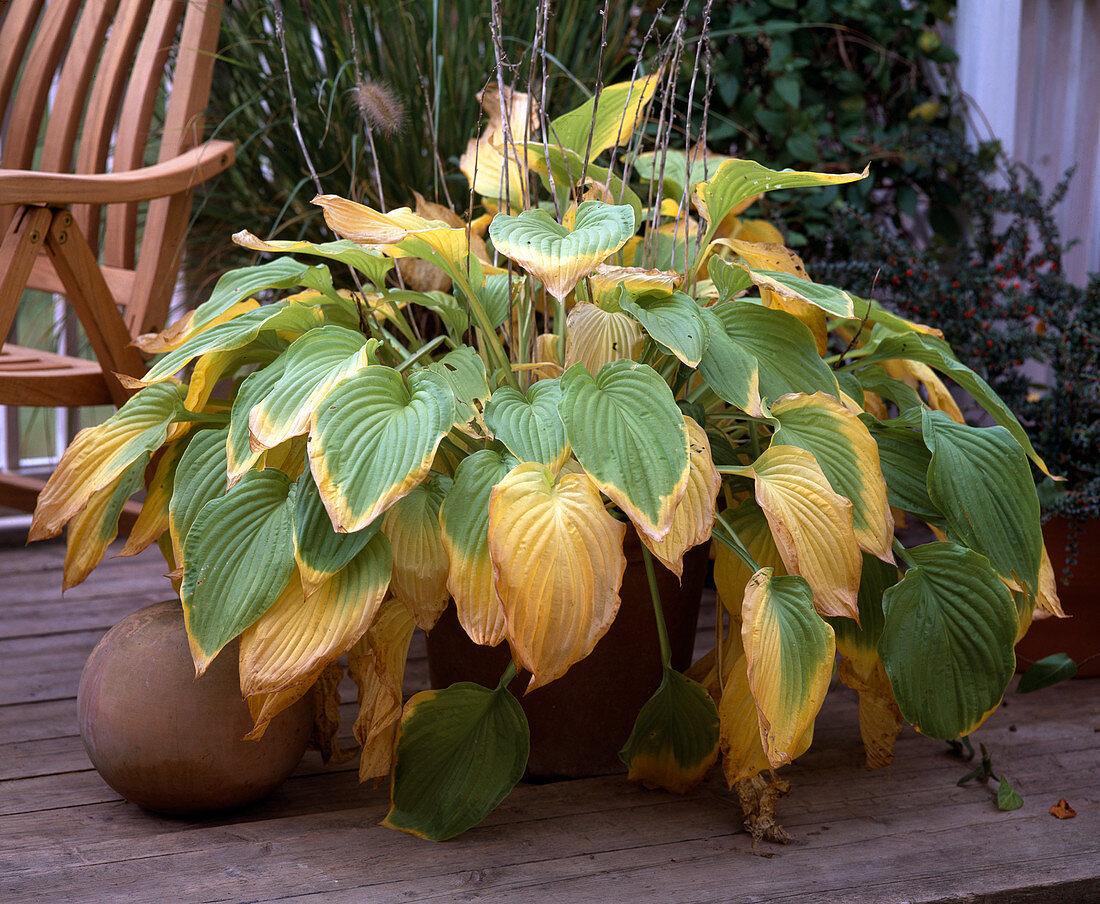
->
43;208;146;406
0;206;54;344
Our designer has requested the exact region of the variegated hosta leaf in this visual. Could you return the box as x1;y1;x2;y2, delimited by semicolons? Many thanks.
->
620;666;720;794
737;444;863;619
308;366;455;533
349;598;417;782
181;469;297;674
424;346;490;437
549;72;661;158
697;305;763;415
922;410;1042;599
558;360;688;542
238;530;392;696
227;357;288;483
249;326;375;453
587;264;681;308
140;302;323;386
487;463;627;691
617;290;710;368
714;499;786;617
741;569;835;767
62;454;148;590
878;541;1018;740
563;302;644;374
232;231;394;289
384;680;529;841
483;379;569;473
488;201;635;302
719;654;813;786
438;450;515;646
119;438;190;558
293;466;379;595
693;159;868;232
382;475;452;630
641;417;720;578
769;392;894;563
30;382;185;541
168;427;231;566
708;301;839;403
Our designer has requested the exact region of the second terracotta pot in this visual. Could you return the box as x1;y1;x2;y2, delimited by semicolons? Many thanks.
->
425;533;710;779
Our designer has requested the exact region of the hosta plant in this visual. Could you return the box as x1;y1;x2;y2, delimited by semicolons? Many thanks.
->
34;79;1061;841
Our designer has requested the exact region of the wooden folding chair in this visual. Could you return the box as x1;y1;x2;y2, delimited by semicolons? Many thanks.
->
0;0;233;516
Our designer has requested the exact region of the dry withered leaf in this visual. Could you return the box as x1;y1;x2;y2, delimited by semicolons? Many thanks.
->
1050;798;1077;819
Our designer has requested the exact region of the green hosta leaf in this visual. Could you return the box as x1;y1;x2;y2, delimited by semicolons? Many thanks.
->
227;358;288;481
708;255;754;303
384;680;529;841
188;259;340;336
30;381;187;541
1016;653;1077;694
620;666;720;793
483;379;568;471
710;301;839;403
693;159;867;232
293;467;379;594
827;553;901;659
169;427;230;561
855;366;925;413
533;146;645;231
181;469;297;672
477;273;522;331
769;392;893;561
232;232;394;289
618;289;710;367
438;449;515;646
309;366;455;533
697;306;762;414
558;360;688;541
863;419;943;525
143;302;323;384
735;268;857;318
742;569;836;766
488;201;635;302
424;346;490;436
549;72;660;158
852;328;1048;475
386;290;468;337
634;148;726;200
249;326;375;452
878;541;1017;740
997;777;1024;811
922;410;1042;597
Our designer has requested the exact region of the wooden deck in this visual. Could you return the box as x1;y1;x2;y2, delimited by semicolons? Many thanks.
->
1;538;1098;904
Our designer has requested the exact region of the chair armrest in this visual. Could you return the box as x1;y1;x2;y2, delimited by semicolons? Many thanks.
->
0;140;235;205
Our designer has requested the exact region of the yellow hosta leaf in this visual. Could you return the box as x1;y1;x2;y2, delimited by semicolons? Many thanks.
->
313;196;438;244
587;264;682;308
719;654;813;785
726;218;784;245
837;655;904;770
382;478;451;630
714;499;787;619
742;569;835;767
641;417;720;578
1037;542;1065;617
739;445;862;619
479;84;538;146
238;532;391;697
883;359;965;423
134;299;259;355
119;440;188;558
769;392;895;564
551;71;661;158
488;463;626;691
459;135;532;209
563;302;644;374
349;598;417;782
245;680;313;741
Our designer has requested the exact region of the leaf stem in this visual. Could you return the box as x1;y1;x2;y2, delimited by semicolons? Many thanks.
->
640;544;672;669
892;537;916;568
497;659;518;691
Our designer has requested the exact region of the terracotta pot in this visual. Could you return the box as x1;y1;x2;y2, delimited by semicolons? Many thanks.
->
425;533;709;779
1015;517;1100;677
78;600;313;815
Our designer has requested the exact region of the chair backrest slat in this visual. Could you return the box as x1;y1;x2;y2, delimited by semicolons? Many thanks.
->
0;0;47;129
39;0;119;176
102;0;184;271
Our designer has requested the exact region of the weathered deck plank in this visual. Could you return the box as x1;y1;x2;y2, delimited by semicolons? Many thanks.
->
0;540;1097;904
